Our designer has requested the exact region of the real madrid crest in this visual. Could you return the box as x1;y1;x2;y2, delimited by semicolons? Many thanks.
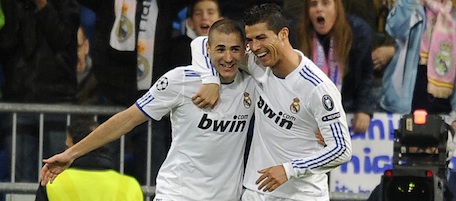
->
290;98;300;114
322;94;334;111
243;92;251;108
433;41;453;76
137;47;151;81
117;15;134;42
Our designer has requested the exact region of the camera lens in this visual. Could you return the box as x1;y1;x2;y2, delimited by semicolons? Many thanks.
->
385;176;433;201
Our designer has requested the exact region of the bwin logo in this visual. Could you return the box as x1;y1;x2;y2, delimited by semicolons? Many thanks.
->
198;114;248;132
257;96;294;129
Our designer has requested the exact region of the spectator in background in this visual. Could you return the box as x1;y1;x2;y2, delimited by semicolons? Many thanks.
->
380;0;456;115
76;26;97;105
347;1;395;112
168;0;223;69
0;0;79;182
286;0;377;47
372;44;394;110
296;0;375;133
75;0;194;186
340;0;395;112
284;0;392;112
36;119;143;201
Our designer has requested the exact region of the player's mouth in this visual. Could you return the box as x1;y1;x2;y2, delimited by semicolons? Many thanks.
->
220;63;236;69
256;51;268;58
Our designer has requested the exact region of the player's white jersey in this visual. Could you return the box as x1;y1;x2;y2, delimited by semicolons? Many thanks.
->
136;66;255;201
190;36;351;200
243;50;352;200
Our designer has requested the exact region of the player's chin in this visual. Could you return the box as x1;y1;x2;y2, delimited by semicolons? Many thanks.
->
219;70;237;81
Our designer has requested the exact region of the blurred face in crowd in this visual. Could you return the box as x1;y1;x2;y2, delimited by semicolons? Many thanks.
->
207;30;245;83
188;0;222;36
308;0;337;35
246;22;286;68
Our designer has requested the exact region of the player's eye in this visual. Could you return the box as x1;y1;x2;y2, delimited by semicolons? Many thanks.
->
231;47;241;52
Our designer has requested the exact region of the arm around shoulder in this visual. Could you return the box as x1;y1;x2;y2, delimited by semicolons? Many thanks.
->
190;36;221;108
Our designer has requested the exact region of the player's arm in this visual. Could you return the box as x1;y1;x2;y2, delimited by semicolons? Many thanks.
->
190;36;220;108
40;105;148;185
41;69;184;186
283;84;352;179
256;82;352;193
256;87;352;192
190;36;220;84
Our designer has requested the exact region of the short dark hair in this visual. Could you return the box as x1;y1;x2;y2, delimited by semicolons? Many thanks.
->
243;3;289;34
208;18;245;44
67;119;110;154
67;119;99;144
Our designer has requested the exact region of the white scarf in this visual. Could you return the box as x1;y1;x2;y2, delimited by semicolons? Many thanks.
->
110;0;158;90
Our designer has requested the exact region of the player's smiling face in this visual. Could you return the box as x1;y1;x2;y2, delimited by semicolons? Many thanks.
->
245;22;283;68
188;0;222;36
207;31;245;83
309;0;336;35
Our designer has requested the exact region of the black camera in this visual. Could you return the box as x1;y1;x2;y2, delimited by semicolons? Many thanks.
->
381;110;451;201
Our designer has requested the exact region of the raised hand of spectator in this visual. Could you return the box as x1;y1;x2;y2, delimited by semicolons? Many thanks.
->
352;112;370;133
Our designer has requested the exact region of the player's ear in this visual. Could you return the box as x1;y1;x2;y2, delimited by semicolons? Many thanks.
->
279;27;289;40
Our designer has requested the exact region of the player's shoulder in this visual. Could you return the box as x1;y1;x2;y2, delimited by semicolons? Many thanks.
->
292;54;340;96
238;69;253;80
154;66;201;90
237;69;256;87
162;66;201;79
294;56;329;87
190;36;208;51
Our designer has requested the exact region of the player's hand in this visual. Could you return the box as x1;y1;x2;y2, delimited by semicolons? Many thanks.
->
256;165;288;192
315;129;326;147
352;112;370;133
40;152;74;186
192;83;220;109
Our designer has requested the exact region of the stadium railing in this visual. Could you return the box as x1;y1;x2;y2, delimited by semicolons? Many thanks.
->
0;102;368;201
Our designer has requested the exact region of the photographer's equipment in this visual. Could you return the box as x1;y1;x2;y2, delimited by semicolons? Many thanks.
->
381;110;450;201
